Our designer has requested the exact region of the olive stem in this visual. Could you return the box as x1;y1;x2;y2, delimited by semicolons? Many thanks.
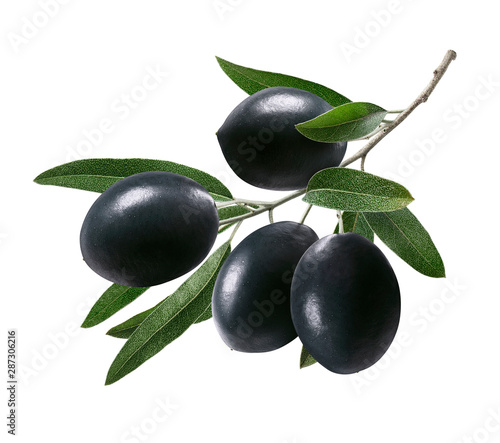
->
299;204;313;225
228;221;243;242
339;49;457;168
337;210;344;234
217;50;456;228
269;208;274;223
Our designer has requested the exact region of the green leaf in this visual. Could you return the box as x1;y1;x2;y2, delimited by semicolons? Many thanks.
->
106;305;158;339
218;205;252;221
363;208;445;278
34;158;233;200
105;241;232;385
216;56;350;107
304;168;414;212
334;211;374;242
300;346;316;369
107;301;213;339
82;285;149;328
217;204;254;233
296;102;387;143
194;303;212;324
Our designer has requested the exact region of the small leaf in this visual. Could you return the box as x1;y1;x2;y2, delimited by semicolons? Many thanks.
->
296;102;387;143
106;305;157;339
34;158;233;200
334;211;374;242
82;285;149;328
300;346;316;369
217;204;255;233
105;241;231;385
216;56;350;107
304;168;414;212
363;208;445;278
107;301;213;339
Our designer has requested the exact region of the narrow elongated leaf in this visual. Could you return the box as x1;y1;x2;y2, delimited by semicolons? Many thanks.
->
34;158;233;200
300;346;317;369
304;168;414;212
82;285;149;328
363;208;445;278
107;301;212;339
105;241;231;385
296;102;387;142
106;305;157;339
216;57;350;107
194;303;212;324
217;204;255;233
334;211;374;242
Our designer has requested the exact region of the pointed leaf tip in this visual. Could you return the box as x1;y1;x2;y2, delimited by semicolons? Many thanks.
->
216;56;350;107
299;346;317;369
304;168;414;213
296;102;388;143
34;158;233;200
105;241;231;385
363;208;445;278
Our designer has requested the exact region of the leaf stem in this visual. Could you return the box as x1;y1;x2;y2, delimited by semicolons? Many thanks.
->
340;50;457;168
228;221;243;242
299;204;313;224
269;208;274;223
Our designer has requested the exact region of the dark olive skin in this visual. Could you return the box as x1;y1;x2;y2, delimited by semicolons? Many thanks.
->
212;221;319;352
291;233;401;374
80;171;219;287
217;86;347;191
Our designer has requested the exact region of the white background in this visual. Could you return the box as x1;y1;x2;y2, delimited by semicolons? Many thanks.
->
1;1;499;442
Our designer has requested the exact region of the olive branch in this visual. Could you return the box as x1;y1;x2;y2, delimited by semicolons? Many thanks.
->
217;50;457;228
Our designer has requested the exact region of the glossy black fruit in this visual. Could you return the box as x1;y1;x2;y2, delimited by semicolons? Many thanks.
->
212;221;319;352
217;86;347;191
291;233;400;374
80;171;219;287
